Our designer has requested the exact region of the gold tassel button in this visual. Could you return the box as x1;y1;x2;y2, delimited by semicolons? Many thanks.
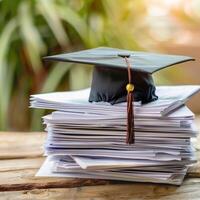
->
126;83;134;93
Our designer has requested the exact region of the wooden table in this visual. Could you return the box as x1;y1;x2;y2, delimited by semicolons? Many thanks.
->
0;129;200;200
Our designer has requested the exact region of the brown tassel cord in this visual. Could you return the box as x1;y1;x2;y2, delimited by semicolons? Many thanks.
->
124;56;135;144
118;54;135;144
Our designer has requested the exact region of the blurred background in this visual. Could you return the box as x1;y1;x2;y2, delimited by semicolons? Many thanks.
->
0;0;200;131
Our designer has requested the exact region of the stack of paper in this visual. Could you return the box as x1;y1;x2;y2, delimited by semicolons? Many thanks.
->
30;85;200;185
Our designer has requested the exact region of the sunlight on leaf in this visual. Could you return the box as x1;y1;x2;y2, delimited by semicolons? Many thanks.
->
38;0;69;47
57;5;95;47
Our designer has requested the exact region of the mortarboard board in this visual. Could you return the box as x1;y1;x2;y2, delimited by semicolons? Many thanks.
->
44;47;194;144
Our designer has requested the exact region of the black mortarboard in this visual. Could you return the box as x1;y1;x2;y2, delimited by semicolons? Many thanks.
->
44;47;194;144
44;47;194;104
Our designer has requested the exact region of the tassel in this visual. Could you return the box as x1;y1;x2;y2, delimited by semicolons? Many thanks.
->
118;54;135;144
125;56;134;144
126;84;134;144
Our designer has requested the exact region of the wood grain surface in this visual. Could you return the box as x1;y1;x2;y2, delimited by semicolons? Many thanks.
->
1;179;200;200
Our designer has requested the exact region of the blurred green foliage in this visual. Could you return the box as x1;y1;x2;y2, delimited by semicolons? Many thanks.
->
0;0;149;131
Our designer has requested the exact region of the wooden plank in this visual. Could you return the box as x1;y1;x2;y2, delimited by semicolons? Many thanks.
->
0;156;198;192
0;158;115;192
0;178;200;200
0;132;45;159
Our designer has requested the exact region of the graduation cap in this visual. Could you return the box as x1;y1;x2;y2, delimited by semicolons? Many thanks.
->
44;47;194;144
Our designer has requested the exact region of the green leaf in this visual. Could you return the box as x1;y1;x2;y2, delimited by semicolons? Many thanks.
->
0;19;17;130
18;1;46;73
38;0;69;46
56;5;96;47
